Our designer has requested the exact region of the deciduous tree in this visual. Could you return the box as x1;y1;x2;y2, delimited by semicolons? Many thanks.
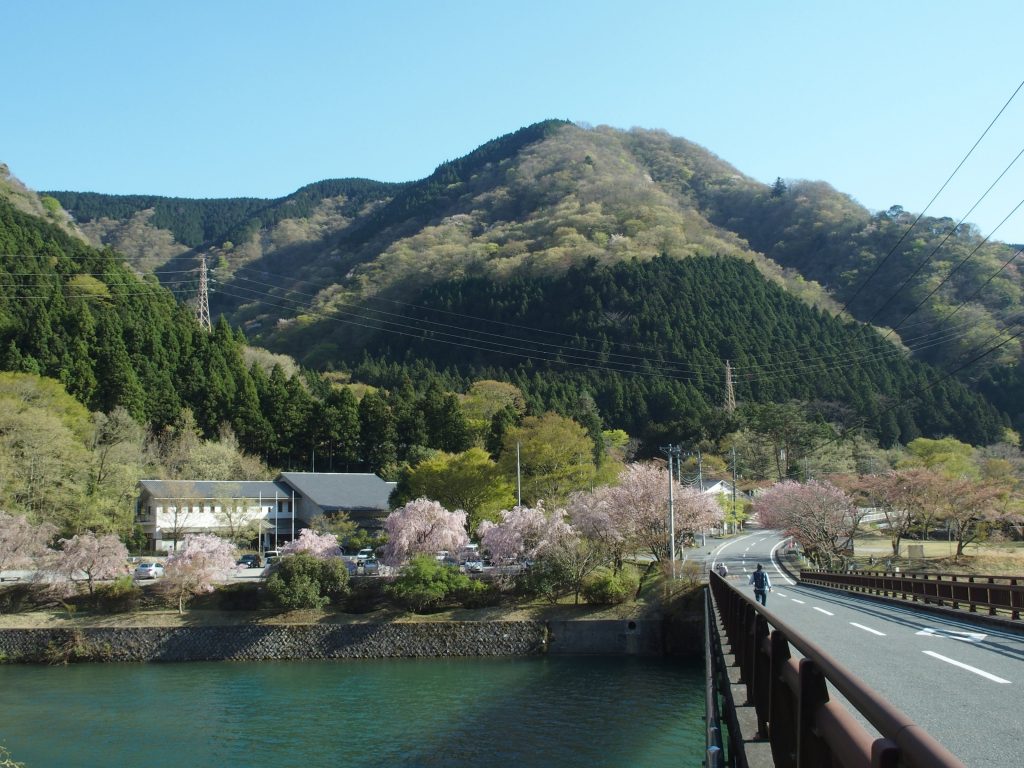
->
754;480;856;566
280;528;343;559
382;498;469;565
478;502;573;564
393;448;515;535
0;511;56;571
498;412;596;505
162;533;237;613
51;532;128;596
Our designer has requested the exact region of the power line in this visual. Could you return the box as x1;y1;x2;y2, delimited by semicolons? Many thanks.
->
839;77;1024;315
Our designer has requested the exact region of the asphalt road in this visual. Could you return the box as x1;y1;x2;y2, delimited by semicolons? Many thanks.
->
711;530;1024;768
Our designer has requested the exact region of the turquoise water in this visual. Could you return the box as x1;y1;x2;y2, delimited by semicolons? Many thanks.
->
0;656;704;768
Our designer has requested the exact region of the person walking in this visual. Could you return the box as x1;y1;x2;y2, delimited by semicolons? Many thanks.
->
714;562;729;578
748;563;771;605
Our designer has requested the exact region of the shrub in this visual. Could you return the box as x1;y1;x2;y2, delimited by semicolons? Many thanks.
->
217;582;263;611
455;578;502;608
515;559;568;603
266;553;349;610
386;555;472;613
582;567;640;605
343;578;387;613
0;583;46;613
93;576;141;613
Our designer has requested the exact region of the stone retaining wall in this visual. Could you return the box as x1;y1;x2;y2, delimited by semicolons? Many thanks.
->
0;613;703;663
0;621;547;663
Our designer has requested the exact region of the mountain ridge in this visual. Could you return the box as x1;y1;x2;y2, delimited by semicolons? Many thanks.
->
20;121;1024;434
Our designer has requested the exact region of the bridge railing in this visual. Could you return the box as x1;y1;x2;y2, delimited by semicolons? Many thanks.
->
709;572;965;768
704;590;726;768
800;570;1023;621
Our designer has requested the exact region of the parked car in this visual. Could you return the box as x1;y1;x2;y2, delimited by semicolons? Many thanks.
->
360;558;381;576
134;562;164;580
237;554;261;569
357;548;375;561
464;557;485;573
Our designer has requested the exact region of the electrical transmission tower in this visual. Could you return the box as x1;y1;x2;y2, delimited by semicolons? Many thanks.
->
724;360;736;413
195;255;212;332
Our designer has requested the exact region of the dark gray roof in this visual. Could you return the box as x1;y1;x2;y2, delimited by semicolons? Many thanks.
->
138;479;292;500
278;472;395;511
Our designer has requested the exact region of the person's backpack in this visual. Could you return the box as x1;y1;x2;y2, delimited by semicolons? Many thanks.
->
752;569;767;589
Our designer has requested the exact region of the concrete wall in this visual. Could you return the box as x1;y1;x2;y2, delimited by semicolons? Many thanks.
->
546;619;664;655
0;614;703;664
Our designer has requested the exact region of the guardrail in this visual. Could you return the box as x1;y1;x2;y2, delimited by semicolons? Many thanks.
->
800;570;1023;621
708;572;964;768
704;590;726;768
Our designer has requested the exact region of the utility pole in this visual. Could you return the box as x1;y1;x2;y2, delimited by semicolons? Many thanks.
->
196;255;212;332
660;444;681;579
731;447;738;535
689;448;705;546
516;441;522;507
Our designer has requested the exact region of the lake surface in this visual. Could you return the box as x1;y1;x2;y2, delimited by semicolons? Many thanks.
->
0;656;703;768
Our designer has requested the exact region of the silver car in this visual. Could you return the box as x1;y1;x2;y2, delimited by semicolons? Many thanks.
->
133;562;164;579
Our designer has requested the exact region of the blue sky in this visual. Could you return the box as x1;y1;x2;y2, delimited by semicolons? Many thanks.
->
4;1;1024;242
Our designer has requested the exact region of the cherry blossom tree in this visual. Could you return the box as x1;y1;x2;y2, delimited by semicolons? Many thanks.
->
754;480;856;566
382;498;469;566
854;469;942;557
675;485;725;546
280;528;342;559
162;533;237;613
0;511;56;572
567;485;628;569
478;502;574;564
570;463;723;562
933;476;1009;559
51;532;129;596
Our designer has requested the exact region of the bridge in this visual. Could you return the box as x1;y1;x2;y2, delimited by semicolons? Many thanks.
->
702;531;1024;768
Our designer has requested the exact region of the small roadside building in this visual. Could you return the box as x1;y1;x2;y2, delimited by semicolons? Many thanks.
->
135;472;396;552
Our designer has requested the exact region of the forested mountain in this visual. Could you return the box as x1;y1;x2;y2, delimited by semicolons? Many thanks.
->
31;121;1024;440
0;196;493;486
343;256;1006;448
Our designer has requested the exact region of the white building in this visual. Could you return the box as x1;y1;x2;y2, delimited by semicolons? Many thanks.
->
135;473;396;552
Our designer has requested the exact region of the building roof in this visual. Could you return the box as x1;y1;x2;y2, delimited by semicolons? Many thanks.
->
138;479;292;500
277;472;395;511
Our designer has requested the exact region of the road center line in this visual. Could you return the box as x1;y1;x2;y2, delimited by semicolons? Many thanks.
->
813;607;834;616
774;591;787;597
922;651;1010;683
850;622;886;636
791;599;805;604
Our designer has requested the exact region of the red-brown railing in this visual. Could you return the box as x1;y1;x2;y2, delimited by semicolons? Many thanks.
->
708;572;965;768
799;570;1023;621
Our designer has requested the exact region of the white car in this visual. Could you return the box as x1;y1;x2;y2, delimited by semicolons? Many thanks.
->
133;562;164;579
464;557;485;573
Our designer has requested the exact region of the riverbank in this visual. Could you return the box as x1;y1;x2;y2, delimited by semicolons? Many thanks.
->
0;591;704;662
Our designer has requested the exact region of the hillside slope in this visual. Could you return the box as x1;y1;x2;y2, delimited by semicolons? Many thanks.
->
36;122;1024;437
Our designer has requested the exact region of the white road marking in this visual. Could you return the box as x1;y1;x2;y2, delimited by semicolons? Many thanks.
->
916;628;987;643
923;651;1010;683
769;537;796;585
850;622;886;636
813;607;834;616
774;591;787;597
791;599;806;604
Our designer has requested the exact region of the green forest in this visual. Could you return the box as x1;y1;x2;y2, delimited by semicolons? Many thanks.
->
338;255;1007;448
47;122;1022;425
5;119;1023;544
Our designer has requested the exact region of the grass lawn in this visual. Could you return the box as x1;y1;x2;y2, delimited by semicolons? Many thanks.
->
849;530;1024;575
0;568;702;630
